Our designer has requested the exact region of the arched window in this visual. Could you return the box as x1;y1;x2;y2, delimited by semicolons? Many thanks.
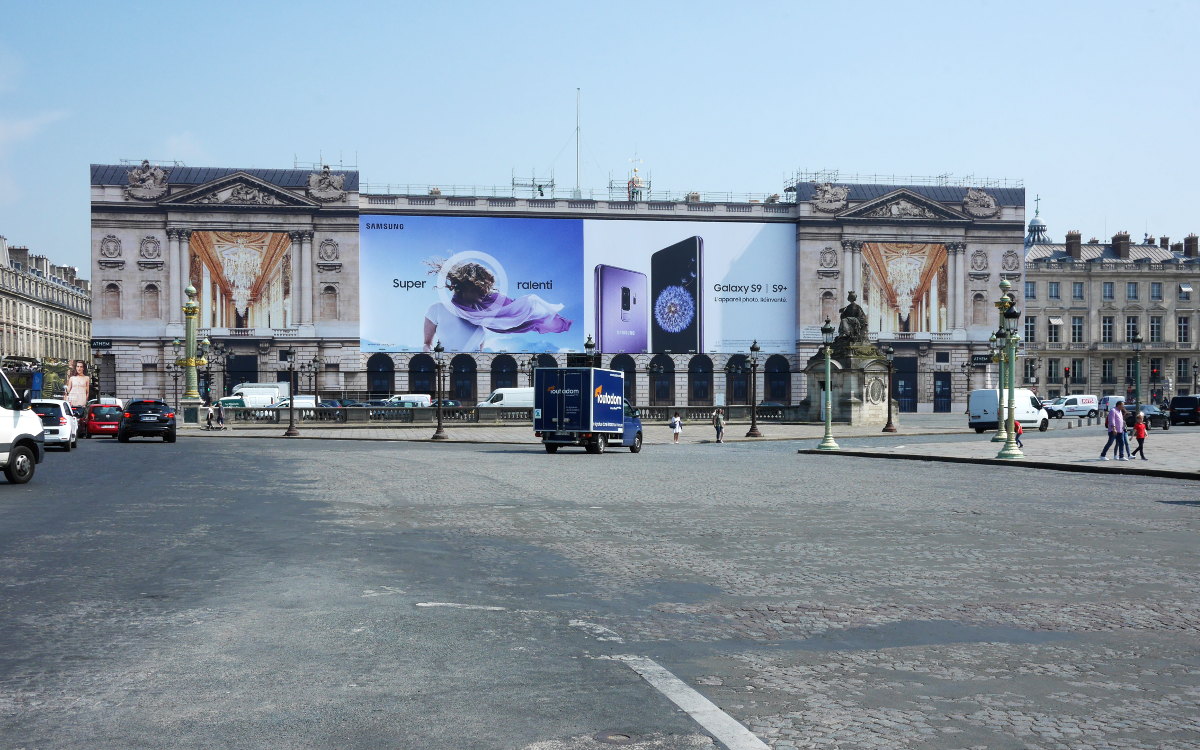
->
409;353;435;395
321;285;338;320
535;353;558;368
821;291;836;325
609;353;637;405
366;353;395;398
765;354;791;404
649;354;674;406
971;293;988;326
141;283;160;319
491;354;518;391
688;355;713;406
724;354;749;405
103;283;121;319
450;354;477;403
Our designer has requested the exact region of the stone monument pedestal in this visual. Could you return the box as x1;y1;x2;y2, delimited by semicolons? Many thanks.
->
801;345;896;428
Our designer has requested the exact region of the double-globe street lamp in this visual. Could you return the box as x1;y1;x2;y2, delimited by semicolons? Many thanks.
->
995;279;1024;460
203;340;230;403
817;318;839;451
168;338;183;411
282;348;299;437
299;354;325;402
526;353;538;387
883;345;897;433
432;340;448;440
746;339;762;438
1131;331;1143;405
988;330;1007;443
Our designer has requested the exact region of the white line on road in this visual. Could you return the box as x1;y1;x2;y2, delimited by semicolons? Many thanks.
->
568;619;625;643
604;655;770;750
414;602;507;611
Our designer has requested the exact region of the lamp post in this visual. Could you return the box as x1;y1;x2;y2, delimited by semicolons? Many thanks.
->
648;361;664;407
883;345;897;432
169;338;182;411
988;332;1006;442
527;353;538;387
746;340;762;438
960;360;970;397
817;318;839;451
1193;362;1198;395
1131;331;1143;405
282;348;299;437
584;334;597;367
432;340;448;440
90;347;102;401
175;285;208;424
996;280;1024;460
204;341;229;402
299;354;325;402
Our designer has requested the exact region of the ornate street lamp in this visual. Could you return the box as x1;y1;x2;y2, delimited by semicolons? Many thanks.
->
168;338;183;411
746;340;762;438
299;354;325;402
527;353;538;387
996;280;1024;460
1193;362;1198;394
648;360;665;407
1131;331;1143;405
283;348;299;437
817;318;839;451
204;341;230;401
989;329;1007;443
432;341;448;440
883;345;897;433
584;334;597;367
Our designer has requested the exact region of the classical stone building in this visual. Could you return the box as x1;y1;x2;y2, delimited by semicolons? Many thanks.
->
0;235;91;364
90;162;359;401
1023;214;1200;401
92;161;1025;411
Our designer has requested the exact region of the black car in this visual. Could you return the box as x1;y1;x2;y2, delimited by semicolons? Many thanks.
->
117;399;177;443
1131;404;1170;430
1169;395;1200;425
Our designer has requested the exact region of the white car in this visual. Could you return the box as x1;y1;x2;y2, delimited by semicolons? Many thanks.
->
30;398;79;451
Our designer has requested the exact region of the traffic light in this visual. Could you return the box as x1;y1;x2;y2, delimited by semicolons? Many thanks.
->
1064;367;1070;382
1151;367;1160;383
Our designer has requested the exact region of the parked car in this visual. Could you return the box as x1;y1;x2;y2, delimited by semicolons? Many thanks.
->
117;399;177;443
1131;404;1170;430
85;403;124;438
1043;397;1067;417
30;399;78;451
433;399;462;408
1169;395;1200;426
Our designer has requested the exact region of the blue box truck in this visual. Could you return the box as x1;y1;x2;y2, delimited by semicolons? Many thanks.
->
533;367;643;454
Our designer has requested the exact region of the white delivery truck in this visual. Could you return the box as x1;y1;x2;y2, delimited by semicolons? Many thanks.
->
477;387;535;408
0;368;45;483
967;388;1049;433
1046;394;1099;419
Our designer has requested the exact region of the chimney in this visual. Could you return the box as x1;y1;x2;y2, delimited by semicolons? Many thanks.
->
1172;242;1184;254
1113;231;1131;259
1160;235;1170;249
1186;234;1199;258
1066;230;1082;259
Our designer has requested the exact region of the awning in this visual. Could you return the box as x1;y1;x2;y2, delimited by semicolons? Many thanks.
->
1049;316;1065;326
1181;283;1194;294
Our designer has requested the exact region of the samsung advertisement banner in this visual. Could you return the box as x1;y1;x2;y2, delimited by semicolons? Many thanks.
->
360;216;795;354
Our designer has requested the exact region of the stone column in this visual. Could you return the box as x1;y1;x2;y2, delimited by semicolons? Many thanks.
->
851;241;863;299
289;233;302;327
167;229;182;324
180;229;193;306
300;231;314;326
840;239;854;301
201;263;212;329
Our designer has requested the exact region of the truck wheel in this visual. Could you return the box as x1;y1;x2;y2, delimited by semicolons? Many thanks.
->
595;435;606;454
974;427;986;434
629;431;642;453
1039;419;1049;432
544;444;558;453
4;445;35;484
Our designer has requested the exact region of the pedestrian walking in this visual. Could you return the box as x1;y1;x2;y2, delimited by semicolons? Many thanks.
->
1014;418;1024;448
204;401;214;430
1129;412;1149;460
670;411;682;444
712;408;725;443
1100;399;1126;460
215;400;225;430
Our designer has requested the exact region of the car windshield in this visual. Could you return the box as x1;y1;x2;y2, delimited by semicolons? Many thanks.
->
31;404;61;417
90;406;122;419
128;401;167;414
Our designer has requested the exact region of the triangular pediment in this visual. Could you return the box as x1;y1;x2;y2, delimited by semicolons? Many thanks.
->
838;188;969;223
161;172;318;208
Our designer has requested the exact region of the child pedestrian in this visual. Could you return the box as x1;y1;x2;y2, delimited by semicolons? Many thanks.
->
1129;412;1149;460
670;411;682;444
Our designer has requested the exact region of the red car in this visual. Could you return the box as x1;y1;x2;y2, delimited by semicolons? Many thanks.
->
85;403;123;438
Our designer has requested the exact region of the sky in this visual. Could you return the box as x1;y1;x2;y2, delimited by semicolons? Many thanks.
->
1;0;1198;272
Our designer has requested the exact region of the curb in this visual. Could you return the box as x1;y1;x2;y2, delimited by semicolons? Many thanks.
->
796;448;1200;481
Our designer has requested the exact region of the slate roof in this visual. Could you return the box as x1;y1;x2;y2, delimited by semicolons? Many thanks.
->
1025;243;1199;263
90;164;360;191
790;181;1024;208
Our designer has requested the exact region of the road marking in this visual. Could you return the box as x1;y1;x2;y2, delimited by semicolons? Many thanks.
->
414;602;507;611
568;619;625;643
604;655;770;750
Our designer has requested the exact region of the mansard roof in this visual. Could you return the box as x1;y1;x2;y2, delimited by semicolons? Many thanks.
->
791;181;1024;207
90;164;360;191
1025;243;1190;263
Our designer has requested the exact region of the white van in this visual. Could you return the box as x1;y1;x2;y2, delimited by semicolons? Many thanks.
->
967;388;1049;433
477;387;535;408
388;393;432;408
0;369;46;483
1047;394;1099;419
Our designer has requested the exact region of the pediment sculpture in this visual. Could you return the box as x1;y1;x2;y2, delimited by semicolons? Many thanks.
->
125;160;169;200
865;199;938;219
812;182;849;213
308;165;347;202
962;187;1000;218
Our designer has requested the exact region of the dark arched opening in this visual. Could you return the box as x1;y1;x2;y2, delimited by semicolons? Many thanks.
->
724;354;749;405
765;354;791;404
491;354;518;391
367;353;395;398
649;354;674;406
688;355;713;406
450;354;477;403
408;353;435;396
610;353;637;405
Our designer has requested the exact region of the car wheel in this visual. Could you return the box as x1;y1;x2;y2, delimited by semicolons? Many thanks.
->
165;432;176;443
86;432;92;439
1039;418;1049;432
1163;423;1170;431
974;427;986;434
64;437;73;451
117;432;130;443
1087;409;1097;418
544;444;558;454
4;445;35;484
629;431;643;453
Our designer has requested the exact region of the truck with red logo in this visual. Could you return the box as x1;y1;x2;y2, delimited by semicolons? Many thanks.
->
533;367;643;454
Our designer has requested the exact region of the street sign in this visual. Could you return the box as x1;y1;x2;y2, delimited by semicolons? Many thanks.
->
970;354;992;366
90;339;112;349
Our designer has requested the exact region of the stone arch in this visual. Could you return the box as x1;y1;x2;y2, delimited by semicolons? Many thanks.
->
320;285;339;320
103;283;121;319
821;291;836;325
491;354;518;391
724;354;749;405
141;283;160;319
765;354;791;404
649;354;674;406
688;354;713;406
610;353;637;405
450;354;477;403
971;293;988;326
408;353;435;395
366;352;395;397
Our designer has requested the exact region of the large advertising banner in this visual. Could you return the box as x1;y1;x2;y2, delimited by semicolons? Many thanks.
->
360;215;795;354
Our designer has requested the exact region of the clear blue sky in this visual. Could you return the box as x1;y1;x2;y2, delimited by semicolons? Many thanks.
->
2;0;1197;271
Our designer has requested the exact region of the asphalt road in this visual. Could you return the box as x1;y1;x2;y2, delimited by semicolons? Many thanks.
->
2;435;1198;749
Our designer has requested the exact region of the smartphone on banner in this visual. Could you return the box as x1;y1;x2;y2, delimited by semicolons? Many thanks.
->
650;237;703;353
594;265;648;353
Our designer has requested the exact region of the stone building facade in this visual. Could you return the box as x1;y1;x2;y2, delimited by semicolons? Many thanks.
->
0;235;91;364
1023;218;1200;402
